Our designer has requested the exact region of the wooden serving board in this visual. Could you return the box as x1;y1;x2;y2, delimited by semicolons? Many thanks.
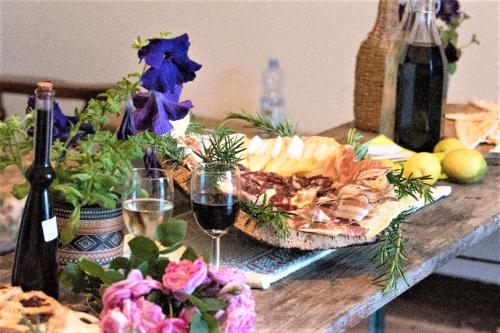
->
165;164;375;250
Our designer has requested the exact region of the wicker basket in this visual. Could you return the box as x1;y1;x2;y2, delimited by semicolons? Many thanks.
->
354;0;400;132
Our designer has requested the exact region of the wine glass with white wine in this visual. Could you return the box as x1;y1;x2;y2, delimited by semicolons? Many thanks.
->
122;168;174;238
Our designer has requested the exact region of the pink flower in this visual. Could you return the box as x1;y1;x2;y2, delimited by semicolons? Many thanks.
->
208;266;247;286
102;269;162;312
156;318;188;333
100;297;165;333
217;282;256;333
179;307;198;324
163;257;207;297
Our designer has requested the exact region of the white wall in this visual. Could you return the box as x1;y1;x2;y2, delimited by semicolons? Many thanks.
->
1;0;499;134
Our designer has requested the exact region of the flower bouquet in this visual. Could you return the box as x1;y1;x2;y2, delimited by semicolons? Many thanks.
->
62;219;256;333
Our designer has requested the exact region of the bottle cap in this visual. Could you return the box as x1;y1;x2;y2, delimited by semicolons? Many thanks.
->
37;81;53;91
269;58;279;68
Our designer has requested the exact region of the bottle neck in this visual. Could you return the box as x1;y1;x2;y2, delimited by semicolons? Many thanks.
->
407;0;442;46
33;89;55;166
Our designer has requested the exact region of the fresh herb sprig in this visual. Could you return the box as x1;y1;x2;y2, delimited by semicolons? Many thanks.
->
387;168;435;203
141;131;187;169
194;126;245;165
185;113;207;135
373;208;413;292
226;110;300;137
347;129;368;160
242;193;292;238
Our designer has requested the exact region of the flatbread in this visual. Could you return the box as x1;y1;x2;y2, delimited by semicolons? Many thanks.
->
455;118;498;148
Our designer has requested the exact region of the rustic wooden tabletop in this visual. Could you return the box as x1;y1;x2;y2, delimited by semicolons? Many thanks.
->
0;121;498;333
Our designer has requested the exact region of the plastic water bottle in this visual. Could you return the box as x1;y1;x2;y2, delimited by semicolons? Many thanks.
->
260;59;285;125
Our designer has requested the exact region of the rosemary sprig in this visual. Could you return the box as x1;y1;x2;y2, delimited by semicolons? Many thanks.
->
242;193;292;238
143;131;187;169
226;110;300;137
194;126;245;164
387;168;435;203
373;208;413;292
347;129;368;160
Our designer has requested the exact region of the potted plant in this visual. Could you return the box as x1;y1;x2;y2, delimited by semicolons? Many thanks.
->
0;32;201;265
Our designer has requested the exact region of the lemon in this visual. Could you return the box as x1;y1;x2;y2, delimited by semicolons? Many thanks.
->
403;152;442;185
432;152;448;180
442;149;488;184
433;138;466;154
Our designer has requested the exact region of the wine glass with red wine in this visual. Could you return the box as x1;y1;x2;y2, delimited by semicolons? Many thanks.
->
191;163;241;270
122;168;175;239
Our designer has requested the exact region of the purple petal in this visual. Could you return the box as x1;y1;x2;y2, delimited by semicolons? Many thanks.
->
133;91;174;135
117;99;137;140
140;63;179;94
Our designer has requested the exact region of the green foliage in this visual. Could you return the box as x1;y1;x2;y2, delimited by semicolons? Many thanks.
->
141;131;187;169
373;209;412;293
346;129;368;160
0;114;33;175
186;113;207;135
60;219;189;295
226;110;299;137
242;193;292;238
194;126;245;165
60;219;225;332
387;168;435;203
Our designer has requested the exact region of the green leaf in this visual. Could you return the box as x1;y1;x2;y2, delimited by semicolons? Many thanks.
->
53;184;84;199
59;263;87;293
159;243;183;255
78;258;105;279
181;247;198;261
201;250;211;264
129;236;159;262
102;269;125;285
202;313;220;333
109;257;131;271
189;312;209;333
187;295;226;312
448;62;457;75
155;220;187;247
70;173;92;182
90;192;117;209
60;206;80;245
147;257;169;281
12;182;30;199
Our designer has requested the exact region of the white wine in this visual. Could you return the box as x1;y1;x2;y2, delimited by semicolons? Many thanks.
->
122;198;174;238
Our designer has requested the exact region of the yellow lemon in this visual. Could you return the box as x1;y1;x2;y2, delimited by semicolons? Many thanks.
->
433;138;466;154
442;149;488;184
402;152;441;185
432;152;448;179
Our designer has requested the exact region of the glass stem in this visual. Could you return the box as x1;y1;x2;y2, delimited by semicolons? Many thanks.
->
212;236;220;270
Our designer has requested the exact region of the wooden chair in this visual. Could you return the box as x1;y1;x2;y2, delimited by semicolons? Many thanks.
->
0;75;113;120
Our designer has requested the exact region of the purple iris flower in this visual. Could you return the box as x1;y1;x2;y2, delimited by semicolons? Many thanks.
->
132;85;193;135
117;98;137;140
138;34;202;94
27;95;94;143
437;0;460;23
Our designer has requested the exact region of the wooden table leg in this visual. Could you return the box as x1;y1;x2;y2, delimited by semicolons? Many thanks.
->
368;307;385;333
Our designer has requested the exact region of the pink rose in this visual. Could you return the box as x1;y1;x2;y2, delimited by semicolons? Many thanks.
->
208;266;247;286
163;257;207;297
217;282;256;333
156;318;188;333
102;269;162;312
100;297;165;333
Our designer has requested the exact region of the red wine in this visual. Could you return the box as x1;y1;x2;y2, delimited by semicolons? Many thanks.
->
12;82;58;298
192;194;240;235
394;44;446;152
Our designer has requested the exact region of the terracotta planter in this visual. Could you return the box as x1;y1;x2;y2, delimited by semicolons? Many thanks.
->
54;203;124;266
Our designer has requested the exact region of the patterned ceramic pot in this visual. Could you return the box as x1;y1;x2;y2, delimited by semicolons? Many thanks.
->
54;203;124;266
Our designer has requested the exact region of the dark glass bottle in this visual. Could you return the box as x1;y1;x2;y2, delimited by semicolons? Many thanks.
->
394;0;447;152
12;82;59;298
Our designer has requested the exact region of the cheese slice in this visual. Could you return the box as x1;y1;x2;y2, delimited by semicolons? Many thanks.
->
286;135;304;159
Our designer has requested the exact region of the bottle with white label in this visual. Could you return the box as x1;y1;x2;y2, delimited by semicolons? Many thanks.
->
12;82;59;298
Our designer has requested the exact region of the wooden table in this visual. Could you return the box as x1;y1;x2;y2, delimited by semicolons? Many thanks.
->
0;123;499;333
